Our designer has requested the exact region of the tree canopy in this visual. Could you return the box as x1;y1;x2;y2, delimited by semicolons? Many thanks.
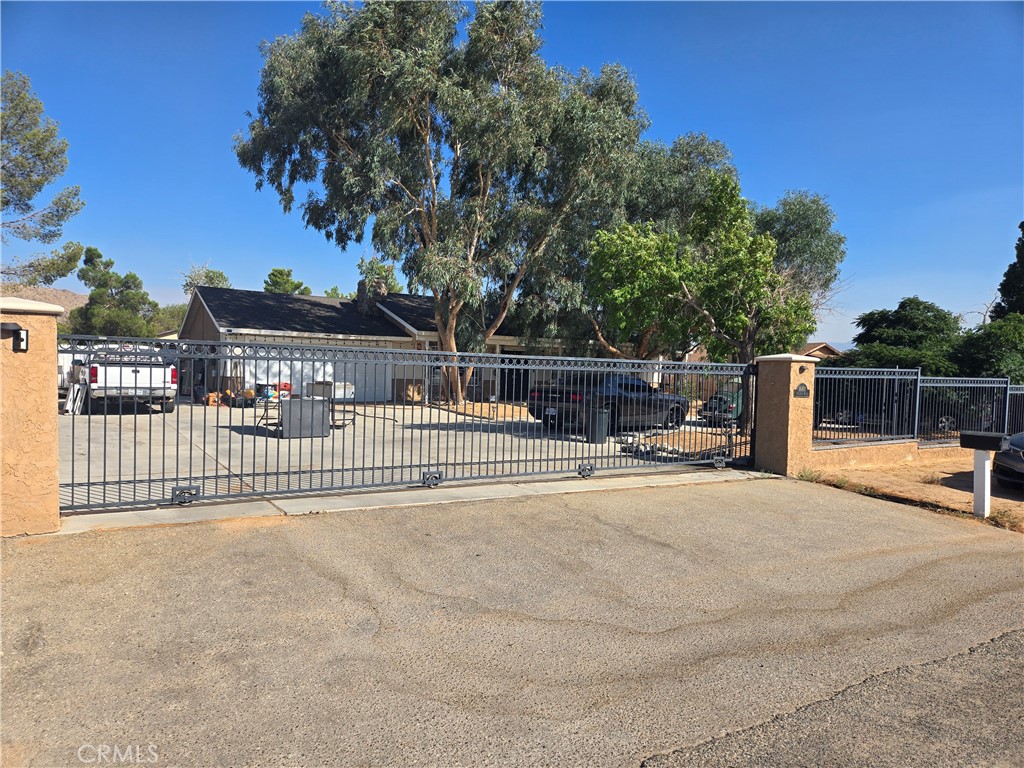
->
852;296;961;350
68;248;158;337
835;296;963;375
586;223;685;358
152;303;188;335
677;173;815;363
181;263;231;295
236;0;644;392
955;312;1024;382
263;267;311;295
991;221;1024;321
753;190;846;310
1;70;85;285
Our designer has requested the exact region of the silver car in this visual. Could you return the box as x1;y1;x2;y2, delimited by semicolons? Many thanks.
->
993;432;1024;491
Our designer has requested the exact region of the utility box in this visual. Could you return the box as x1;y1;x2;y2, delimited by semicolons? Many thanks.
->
279;399;330;439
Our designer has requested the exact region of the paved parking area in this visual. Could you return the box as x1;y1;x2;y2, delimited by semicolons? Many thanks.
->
58;400;742;511
3;478;1022;767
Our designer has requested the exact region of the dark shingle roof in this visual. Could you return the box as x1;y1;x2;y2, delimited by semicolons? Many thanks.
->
379;293;516;336
195;286;415;338
377;293;437;332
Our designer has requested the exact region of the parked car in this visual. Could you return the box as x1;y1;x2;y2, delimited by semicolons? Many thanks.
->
78;351;178;413
526;373;689;433
700;378;743;424
993;431;1024;490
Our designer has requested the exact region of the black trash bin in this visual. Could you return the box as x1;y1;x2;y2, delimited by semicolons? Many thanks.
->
585;405;610;444
192;384;208;405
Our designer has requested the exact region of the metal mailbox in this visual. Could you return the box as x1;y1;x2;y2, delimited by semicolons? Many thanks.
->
959;431;1010;452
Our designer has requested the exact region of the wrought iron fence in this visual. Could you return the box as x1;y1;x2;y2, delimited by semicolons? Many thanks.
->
917;377;1009;442
813;368;918;443
57;335;755;513
813;368;1017;446
1007;385;1024;435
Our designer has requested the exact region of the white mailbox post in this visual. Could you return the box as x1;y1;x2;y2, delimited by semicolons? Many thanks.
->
959;432;1010;519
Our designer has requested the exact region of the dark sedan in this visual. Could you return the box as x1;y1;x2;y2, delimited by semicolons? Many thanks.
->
527;373;689;433
993;431;1024;491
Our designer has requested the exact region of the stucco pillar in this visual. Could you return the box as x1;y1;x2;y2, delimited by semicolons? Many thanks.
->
1;297;64;536
753;354;818;476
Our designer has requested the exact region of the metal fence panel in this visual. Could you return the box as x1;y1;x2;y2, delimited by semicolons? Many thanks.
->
814;368;1017;446
812;368;919;444
917;377;1009;442
58;336;755;513
1006;385;1023;435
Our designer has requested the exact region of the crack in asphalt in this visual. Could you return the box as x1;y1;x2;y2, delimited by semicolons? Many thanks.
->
638;627;1024;767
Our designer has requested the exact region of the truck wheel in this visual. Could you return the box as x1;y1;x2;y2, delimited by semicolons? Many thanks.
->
162;399;176;414
86;398;106;415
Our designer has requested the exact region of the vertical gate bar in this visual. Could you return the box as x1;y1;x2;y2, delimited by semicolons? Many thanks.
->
1005;379;1012;433
68;341;76;509
914;370;922;441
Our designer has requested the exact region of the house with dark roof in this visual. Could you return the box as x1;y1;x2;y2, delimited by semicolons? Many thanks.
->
179;285;561;402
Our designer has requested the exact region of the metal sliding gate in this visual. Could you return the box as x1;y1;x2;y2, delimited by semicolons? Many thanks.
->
58;336;756;513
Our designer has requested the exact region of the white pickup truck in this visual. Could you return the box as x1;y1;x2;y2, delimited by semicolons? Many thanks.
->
74;350;178;413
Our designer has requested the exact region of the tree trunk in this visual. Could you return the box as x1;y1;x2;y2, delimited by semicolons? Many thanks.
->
436;311;463;404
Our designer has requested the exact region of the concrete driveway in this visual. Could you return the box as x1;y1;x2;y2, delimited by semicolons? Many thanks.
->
3;478;1022;766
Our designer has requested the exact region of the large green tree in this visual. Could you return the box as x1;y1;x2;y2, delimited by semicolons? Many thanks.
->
263;267;311;295
236;1;643;396
586;223;687;359
677;173;815;363
586;173;815;364
954;313;1024;382
837;296;962;375
68;248;158;337
1;70;85;285
991;221;1024;320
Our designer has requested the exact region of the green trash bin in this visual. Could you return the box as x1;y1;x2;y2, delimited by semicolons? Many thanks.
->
586;405;610;444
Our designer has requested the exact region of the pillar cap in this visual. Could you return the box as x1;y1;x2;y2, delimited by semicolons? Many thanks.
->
754;354;819;363
0;297;64;316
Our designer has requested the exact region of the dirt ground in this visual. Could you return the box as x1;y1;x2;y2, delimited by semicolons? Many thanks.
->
812;455;1024;533
429;400;530;421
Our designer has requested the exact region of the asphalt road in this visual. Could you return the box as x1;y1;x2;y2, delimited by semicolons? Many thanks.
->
2;477;1022;767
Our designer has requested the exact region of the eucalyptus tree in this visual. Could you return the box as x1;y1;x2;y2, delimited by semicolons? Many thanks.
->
753;190;847;312
235;1;644;397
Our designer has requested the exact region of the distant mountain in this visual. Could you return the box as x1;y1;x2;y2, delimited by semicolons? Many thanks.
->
0;283;88;324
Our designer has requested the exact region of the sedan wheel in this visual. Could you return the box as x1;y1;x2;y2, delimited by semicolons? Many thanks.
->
663;405;685;430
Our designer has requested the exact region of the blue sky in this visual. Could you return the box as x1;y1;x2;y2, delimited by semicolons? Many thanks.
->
2;1;1021;345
